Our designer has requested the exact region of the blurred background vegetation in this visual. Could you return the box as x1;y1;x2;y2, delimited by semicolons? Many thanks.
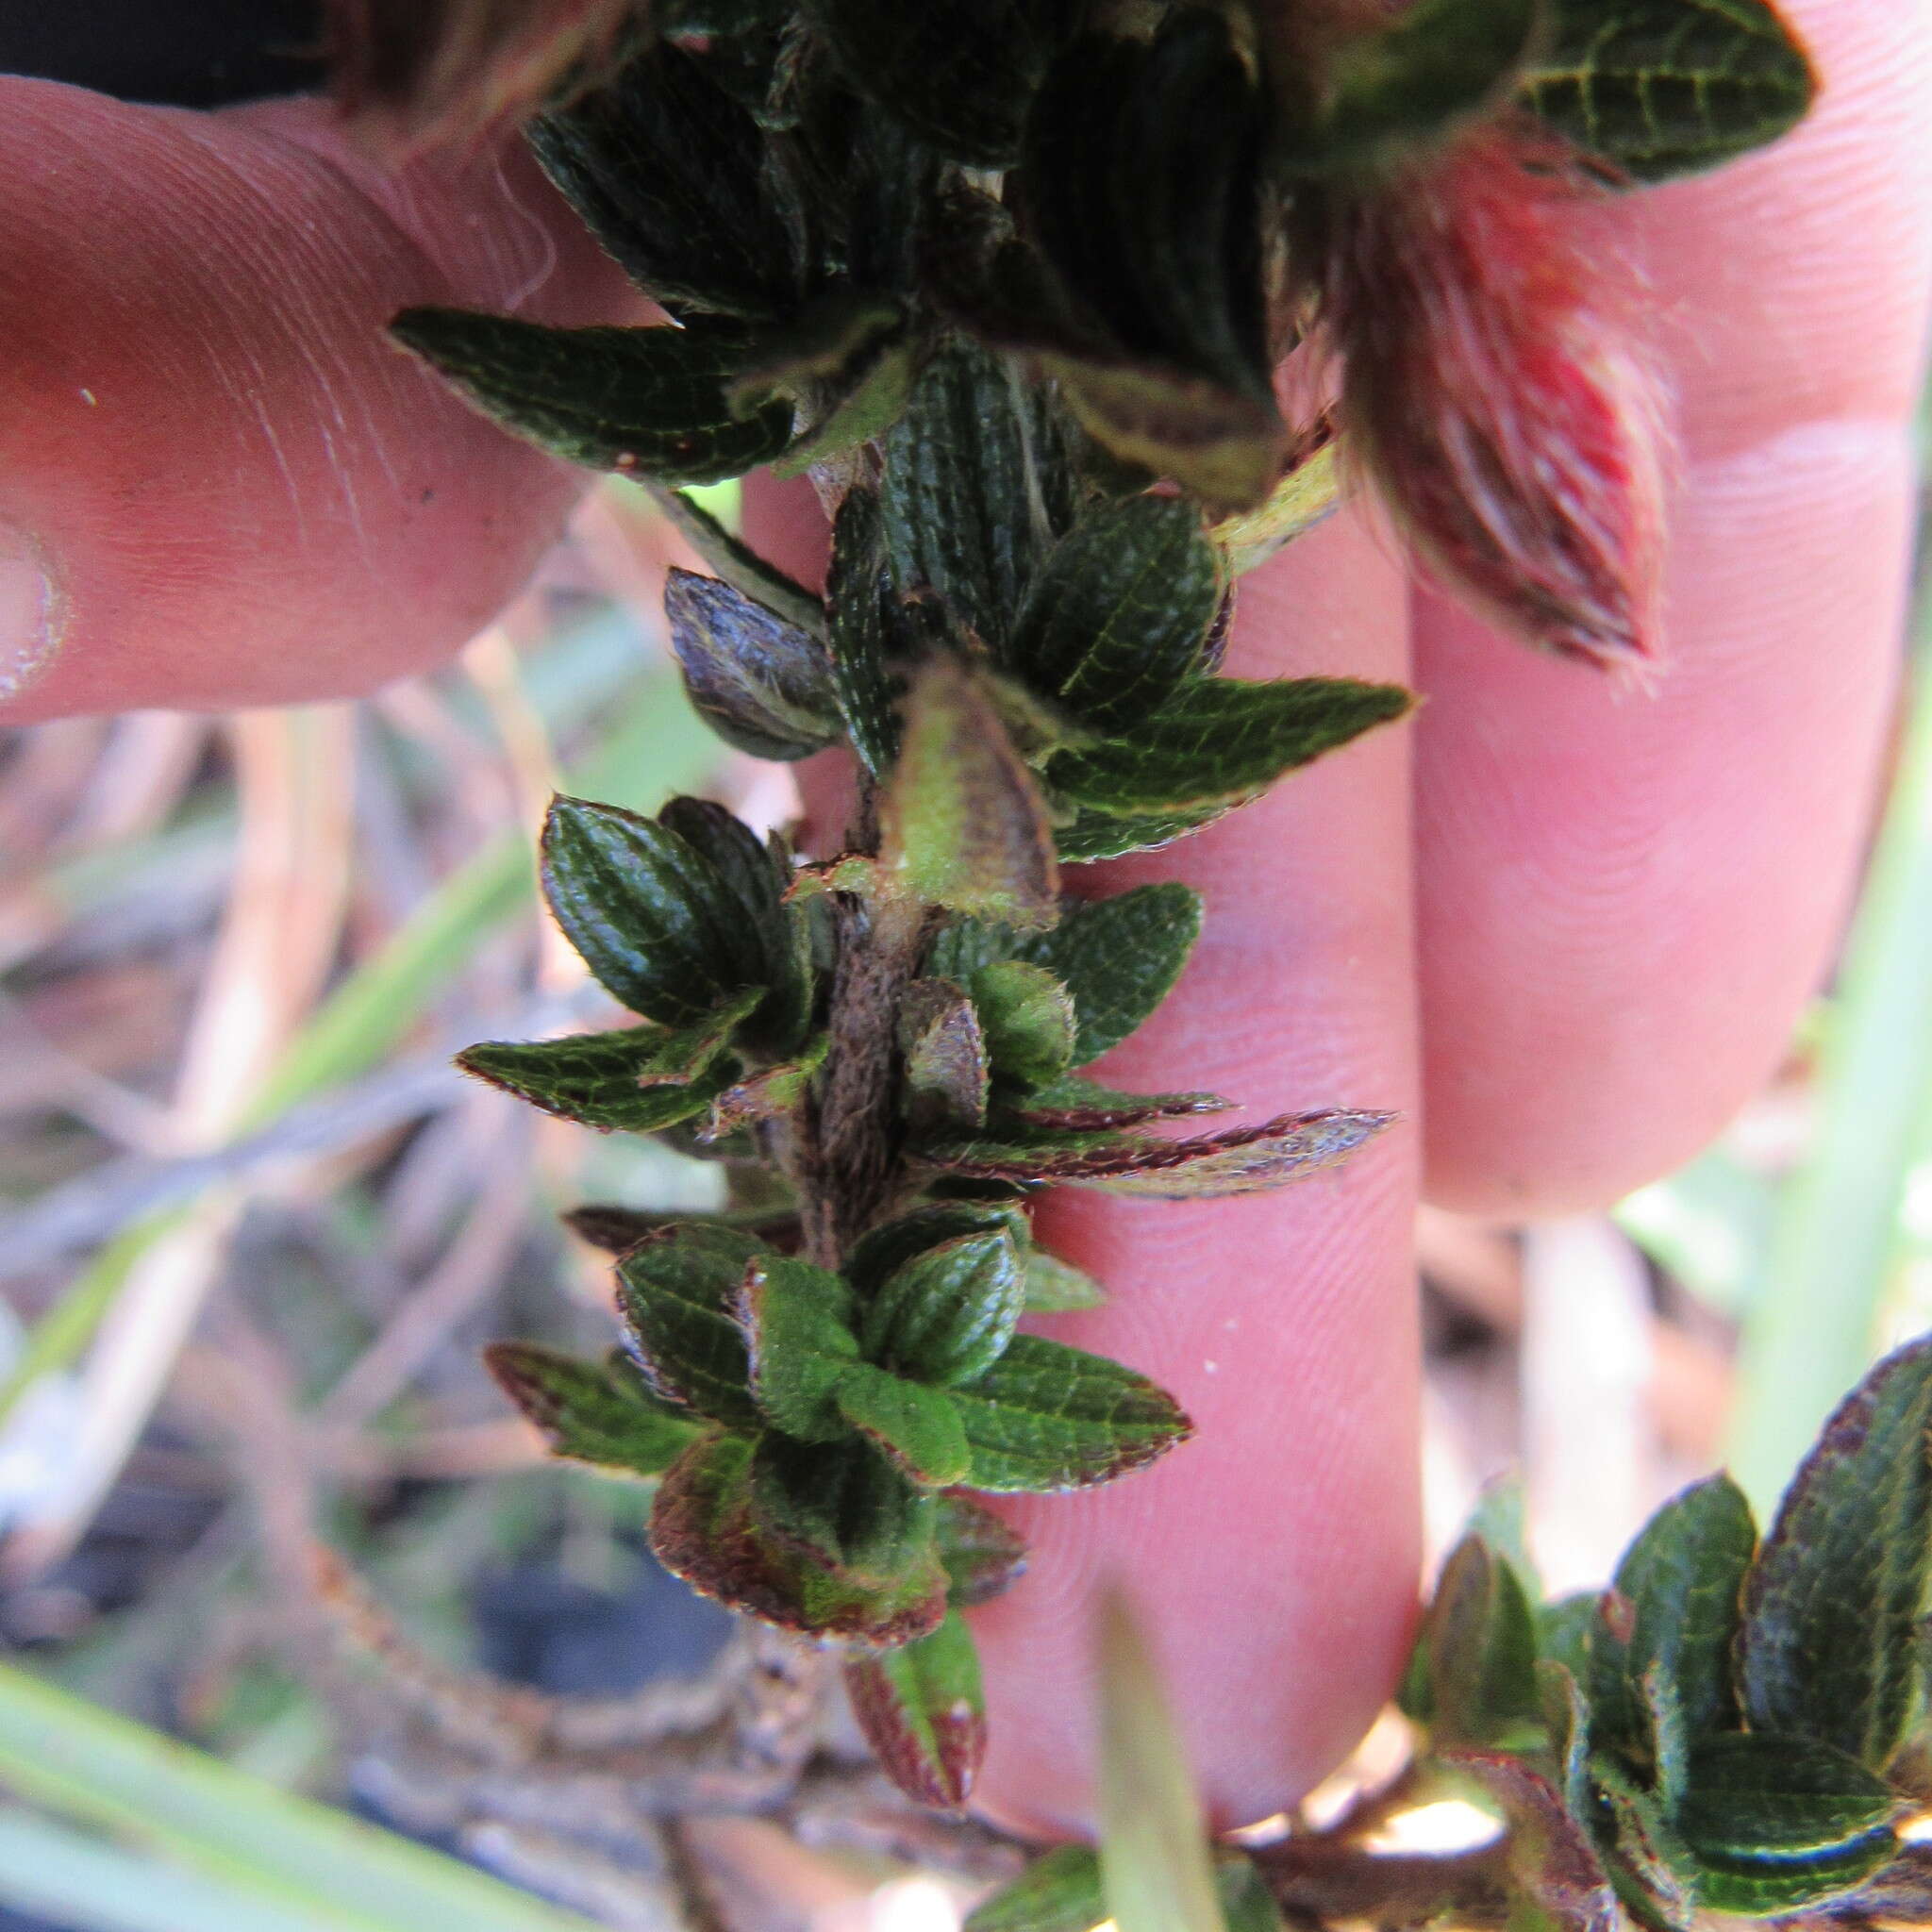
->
0;464;1927;1931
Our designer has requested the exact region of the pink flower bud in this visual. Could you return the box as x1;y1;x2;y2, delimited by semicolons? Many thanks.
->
1324;128;1669;672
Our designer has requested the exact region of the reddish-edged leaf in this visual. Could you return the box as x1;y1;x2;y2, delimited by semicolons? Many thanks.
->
1445;1753;1618;1932
650;1432;948;1646
616;1222;772;1427
1008;1074;1227;1131
484;1341;698;1479
899;977;991;1133
920;1108;1394;1197
949;1335;1191;1491
836;1364;974;1488
935;1491;1029;1606
843;1606;988;1810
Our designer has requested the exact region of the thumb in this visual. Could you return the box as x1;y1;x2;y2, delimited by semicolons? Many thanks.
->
0;79;639;724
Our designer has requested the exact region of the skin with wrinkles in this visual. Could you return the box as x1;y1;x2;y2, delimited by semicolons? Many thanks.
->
2;0;1927;1839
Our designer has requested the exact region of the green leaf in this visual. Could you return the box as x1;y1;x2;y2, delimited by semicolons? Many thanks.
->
1096;1590;1227;1932
1212;438;1342;575
879;341;1049;654
881;656;1060;928
656;794;815;1051
1470;1474;1544;1604
1053;800;1230;861
825;487;904;774
836;1364;974;1488
1214;1856;1286;1932
773;334;921;476
935;1492;1030;1606
1593;1758;1699;1931
1008;1074;1228;1131
900;978;992;1133
390;311;793;484
927;881;1204;1067
456;989;762;1132
861;1229;1028;1387
801;0;1057;165
1425;1534;1543;1750
651;1432;948;1645
665;567;841;762
528;39;807;319
1737;1334;1932;1772
1537;1658;1595;1824
746;1430;940;1581
847;1204;1030;1296
541;796;769;1028
1008;497;1224;729
735;1255;862;1442
484;1342;698;1479
1674;1733;1897;1915
1292;0;1538;172
1591;1474;1756;1778
1024;1248;1108;1313
616;1222;771;1427
1050;678;1415;819
966;1846;1104;1932
972;960;1078;1090
950;1334;1191;1491
1521;0;1817;184
922;1108;1395;1198
842;1605;988;1809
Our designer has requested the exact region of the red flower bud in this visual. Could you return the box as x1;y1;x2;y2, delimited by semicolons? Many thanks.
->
1324;129;1668;673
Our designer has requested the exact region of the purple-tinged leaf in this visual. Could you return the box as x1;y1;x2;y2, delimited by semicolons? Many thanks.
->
843;1606;987;1810
1445;1753;1618;1932
920;1108;1394;1198
934;1492;1028;1606
900;978;991;1134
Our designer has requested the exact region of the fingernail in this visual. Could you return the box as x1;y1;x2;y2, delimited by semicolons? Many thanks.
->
0;526;64;703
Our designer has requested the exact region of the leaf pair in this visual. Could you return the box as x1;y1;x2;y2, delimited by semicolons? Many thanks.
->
458;795;821;1129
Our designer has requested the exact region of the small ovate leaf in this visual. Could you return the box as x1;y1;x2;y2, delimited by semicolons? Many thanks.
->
1593;1759;1698;1932
484;1341;698;1479
1291;0;1539;173
825;486;903;774
541;796;767;1028
1426;1534;1543;1750
900;978;991;1134
1007;495;1224;729
1008;1074;1228;1132
801;0;1056;166
647;483;828;639
1520;0;1818;184
1470;1475;1544;1605
1591;1474;1755;1778
878;340;1048;654
1212;435;1343;576
926;880;1204;1067
1096;1590;1226;1932
528;39;806;319
747;1431;939;1586
616;1222;772;1428
922;1108;1395;1199
735;1255;862;1442
1537;1659;1595;1824
665;566;841;762
971;960;1077;1091
1738;1333;1932;1773
950;1334;1191;1492
835;1364;974;1489
724;291;906;414
966;1846;1104;1932
843;1605;988;1810
1050;678;1416;819
935;1492;1030;1606
1024;1248;1108;1313
650;1432;948;1645
457;988;762;1132
846;1204;1030;1298
1674;1732;1898;1915
704;1039;828;1141
862;1229;1028;1388
390;310;793;483
564;1201;799;1255
1053;800;1231;861
881;655;1060;929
